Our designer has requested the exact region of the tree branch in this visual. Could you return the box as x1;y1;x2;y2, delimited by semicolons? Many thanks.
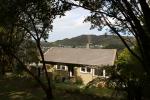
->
21;26;37;41
61;0;126;22
102;14;143;64
24;11;40;40
112;0;145;64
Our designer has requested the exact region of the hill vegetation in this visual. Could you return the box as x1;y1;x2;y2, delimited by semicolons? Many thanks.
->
44;35;134;51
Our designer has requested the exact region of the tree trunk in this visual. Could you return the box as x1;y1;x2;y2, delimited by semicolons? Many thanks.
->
1;65;5;76
126;80;142;100
0;57;5;76
37;67;41;78
36;40;53;100
138;25;150;73
45;88;53;100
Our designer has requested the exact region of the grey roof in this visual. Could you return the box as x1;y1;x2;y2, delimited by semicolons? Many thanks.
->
44;47;117;66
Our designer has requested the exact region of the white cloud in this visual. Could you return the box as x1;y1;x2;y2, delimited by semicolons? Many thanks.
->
48;8;105;42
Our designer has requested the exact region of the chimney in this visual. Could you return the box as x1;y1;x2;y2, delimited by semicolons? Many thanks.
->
86;35;92;48
86;43;92;48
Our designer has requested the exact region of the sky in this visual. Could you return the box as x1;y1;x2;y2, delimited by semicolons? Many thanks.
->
48;8;106;42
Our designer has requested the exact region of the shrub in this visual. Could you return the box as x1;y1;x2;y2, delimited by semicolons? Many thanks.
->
75;76;83;85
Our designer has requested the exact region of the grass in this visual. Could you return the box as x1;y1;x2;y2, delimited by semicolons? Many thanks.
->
0;75;124;100
54;82;112;96
53;83;119;100
0;76;45;100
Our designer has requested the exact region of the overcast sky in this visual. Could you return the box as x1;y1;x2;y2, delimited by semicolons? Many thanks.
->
48;8;106;42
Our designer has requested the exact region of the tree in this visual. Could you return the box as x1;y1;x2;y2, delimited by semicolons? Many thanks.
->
59;0;150;99
0;0;71;99
13;39;39;75
114;48;144;100
0;23;25;76
61;0;150;72
0;49;13;76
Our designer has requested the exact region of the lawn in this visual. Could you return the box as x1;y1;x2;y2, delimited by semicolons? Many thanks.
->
0;76;45;100
0;75;124;100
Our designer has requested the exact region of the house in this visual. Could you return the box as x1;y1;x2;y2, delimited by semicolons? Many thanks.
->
43;47;117;84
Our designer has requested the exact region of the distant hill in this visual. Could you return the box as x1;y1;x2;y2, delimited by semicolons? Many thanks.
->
47;35;134;51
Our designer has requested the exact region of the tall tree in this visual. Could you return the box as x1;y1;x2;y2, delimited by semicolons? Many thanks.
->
114;48;144;100
0;0;71;99
60;0;150;99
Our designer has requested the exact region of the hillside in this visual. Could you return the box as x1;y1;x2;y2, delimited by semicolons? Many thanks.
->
48;35;134;50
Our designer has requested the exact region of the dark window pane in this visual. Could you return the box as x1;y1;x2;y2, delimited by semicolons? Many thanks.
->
105;69;108;76
81;67;85;72
87;67;91;72
94;68;103;76
57;65;60;69
61;66;65;70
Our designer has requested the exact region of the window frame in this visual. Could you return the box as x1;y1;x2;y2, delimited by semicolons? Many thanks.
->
55;65;67;70
93;68;106;77
80;66;92;73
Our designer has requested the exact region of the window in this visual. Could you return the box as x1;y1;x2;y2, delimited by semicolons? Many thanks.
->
81;67;86;72
80;66;91;73
94;68;103;76
56;65;67;70
56;65;61;70
61;66;66;70
87;67;91;72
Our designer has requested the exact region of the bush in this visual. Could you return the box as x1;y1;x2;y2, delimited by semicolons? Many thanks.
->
75;76;83;85
85;77;107;88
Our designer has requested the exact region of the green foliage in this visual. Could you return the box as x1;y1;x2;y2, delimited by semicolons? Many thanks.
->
70;0;150;75
107;47;146;98
55;82;114;99
0;0;72;99
18;40;39;64
0;51;14;76
82;87;114;98
13;62;24;75
0;76;121;100
50;35;133;50
85;77;106;88
116;48;130;72
75;76;83;85
116;48;144;79
0;0;72;42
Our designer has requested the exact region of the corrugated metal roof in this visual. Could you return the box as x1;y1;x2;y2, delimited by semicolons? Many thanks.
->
44;47;117;66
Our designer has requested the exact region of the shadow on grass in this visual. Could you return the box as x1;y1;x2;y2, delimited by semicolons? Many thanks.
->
0;76;45;100
0;76;124;100
53;83;124;100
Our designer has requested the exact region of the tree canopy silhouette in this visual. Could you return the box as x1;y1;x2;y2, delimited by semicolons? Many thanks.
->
0;0;71;99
